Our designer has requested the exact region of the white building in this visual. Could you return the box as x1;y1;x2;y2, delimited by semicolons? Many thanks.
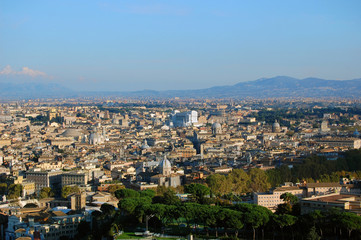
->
170;110;198;127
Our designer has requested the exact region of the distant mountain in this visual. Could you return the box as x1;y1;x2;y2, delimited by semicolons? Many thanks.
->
0;82;75;99
1;76;361;99
115;76;361;99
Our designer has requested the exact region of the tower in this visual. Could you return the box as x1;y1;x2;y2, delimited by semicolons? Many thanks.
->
159;155;172;176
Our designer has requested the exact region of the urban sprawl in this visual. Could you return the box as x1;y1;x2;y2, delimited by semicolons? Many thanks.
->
1;98;361;240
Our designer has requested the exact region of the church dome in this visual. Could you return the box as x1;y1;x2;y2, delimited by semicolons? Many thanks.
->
272;120;281;133
354;129;360;137
212;122;222;130
159;155;171;169
61;128;82;137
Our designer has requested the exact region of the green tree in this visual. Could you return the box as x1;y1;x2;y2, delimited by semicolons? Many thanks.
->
75;221;92;240
248;168;271;192
184;183;210;203
206;174;230;196
107;184;124;196
223;209;244;237
39;187;54;199
153;188;180;205
100;203;116;216
0;183;7;195
118;197;152;223
273;214;297;240
306;226;321;240
140;189;156;198
233;203;272;240
7;184;23;199
339;211;361;238
61;185;80;199
228;169;250;194
114;188;140;199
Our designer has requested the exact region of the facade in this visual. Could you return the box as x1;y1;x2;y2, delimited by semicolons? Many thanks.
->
301;182;341;197
61;172;88;187
317;138;361;149
300;193;361;215
254;186;304;211
70;192;86;210
170;110;198;127
25;170;62;192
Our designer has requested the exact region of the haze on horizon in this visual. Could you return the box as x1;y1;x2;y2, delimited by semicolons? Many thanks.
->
1;0;361;92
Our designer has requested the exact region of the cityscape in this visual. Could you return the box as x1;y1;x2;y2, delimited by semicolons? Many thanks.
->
1;1;361;240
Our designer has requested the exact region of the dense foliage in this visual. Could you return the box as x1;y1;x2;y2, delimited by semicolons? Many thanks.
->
266;149;361;187
83;187;361;240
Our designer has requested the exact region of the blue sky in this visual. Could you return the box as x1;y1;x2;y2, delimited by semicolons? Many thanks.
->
1;0;361;91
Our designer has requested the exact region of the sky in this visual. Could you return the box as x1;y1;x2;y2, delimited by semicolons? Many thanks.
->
1;0;361;91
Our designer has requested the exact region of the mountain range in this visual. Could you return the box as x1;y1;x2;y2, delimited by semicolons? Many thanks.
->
1;76;361;99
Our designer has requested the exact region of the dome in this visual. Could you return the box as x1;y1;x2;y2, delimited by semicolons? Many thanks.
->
212;122;222;130
272;120;281;133
159;155;171;169
61;128;82;137
272;120;280;128
212;122;222;135
354;129;360;137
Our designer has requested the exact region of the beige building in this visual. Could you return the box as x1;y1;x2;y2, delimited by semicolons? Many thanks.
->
70;192;86;210
61;172;88;187
301;193;361;215
317;138;361;149
22;181;36;196
254;186;304;211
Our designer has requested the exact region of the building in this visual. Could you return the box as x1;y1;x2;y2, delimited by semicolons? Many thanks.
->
317;138;361;149
25;170;62;192
61;172;88;187
149;155;182;187
301;182;342;197
300;193;361;215
320;120;330;133
272;120;281;133
70;192;86;210
170;110;198;127
254;185;304;211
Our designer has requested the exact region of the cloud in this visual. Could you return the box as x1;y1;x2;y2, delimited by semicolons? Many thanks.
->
0;65;48;78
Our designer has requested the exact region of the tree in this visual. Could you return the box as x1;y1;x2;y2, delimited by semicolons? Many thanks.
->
101;203;116;216
75;221;92;240
118;197;152;223
114;188;140;199
248;168;271;192
153;188;180;205
206;174;230;196
0;183;7;195
308;210;324;237
140;189;156;198
276;193;299;215
184;183;210;203
39;187;54;199
228;169;250;194
107;184;124;196
273;214;297;240
223;209;244;237
61;185;80;199
339;211;361;238
7;184;23;199
306;226;321;240
281;193;299;205
233;203;272;240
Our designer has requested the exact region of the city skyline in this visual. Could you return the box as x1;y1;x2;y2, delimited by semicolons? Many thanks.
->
1;0;361;91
